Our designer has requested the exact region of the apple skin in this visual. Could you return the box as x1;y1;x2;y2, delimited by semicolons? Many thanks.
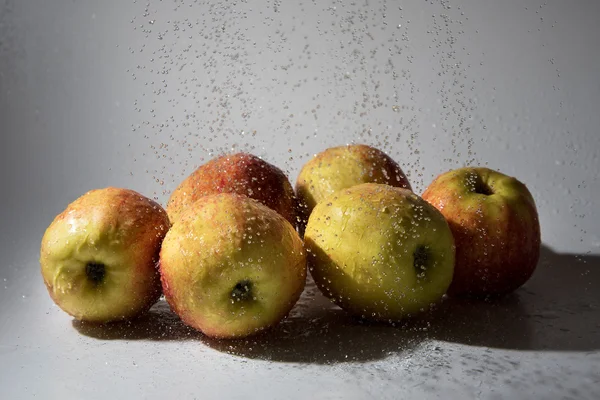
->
39;187;170;323
295;144;412;234
160;193;306;339
304;183;455;321
166;153;298;228
422;167;541;297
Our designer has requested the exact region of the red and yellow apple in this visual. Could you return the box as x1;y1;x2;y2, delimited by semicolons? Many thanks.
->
295;144;412;233
422;167;541;297
166;153;298;228
304;183;455;321
160;193;306;339
39;187;170;323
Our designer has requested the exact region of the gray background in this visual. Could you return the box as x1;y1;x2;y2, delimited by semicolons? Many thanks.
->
1;0;599;399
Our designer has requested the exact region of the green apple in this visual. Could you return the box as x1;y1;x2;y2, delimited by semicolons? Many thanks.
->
422;167;541;297
40;187;170;323
167;152;298;229
160;193;306;339
296;144;412;234
304;183;455;321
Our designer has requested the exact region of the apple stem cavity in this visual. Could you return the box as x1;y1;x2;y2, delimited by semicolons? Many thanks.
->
469;175;494;196
85;262;106;285
413;245;430;278
474;181;494;196
230;279;253;302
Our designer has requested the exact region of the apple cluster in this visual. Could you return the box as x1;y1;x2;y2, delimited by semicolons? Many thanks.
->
39;144;541;339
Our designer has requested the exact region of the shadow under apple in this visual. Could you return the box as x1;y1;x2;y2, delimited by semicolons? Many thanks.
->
425;291;532;349
198;280;426;364
429;244;600;351
72;300;201;341
202;244;600;361
74;277;428;363
73;244;600;360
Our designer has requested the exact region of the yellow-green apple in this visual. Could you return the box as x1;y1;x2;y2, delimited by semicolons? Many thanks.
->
295;144;412;233
304;183;455;321
39;187;170;323
422;167;541;297
166;153;298;228
160;193;306;339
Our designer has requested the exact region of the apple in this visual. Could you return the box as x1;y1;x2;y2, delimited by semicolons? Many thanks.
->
422;167;541;297
166;152;298;228
295;144;412;233
304;183;455;321
159;193;306;339
39;187;170;323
